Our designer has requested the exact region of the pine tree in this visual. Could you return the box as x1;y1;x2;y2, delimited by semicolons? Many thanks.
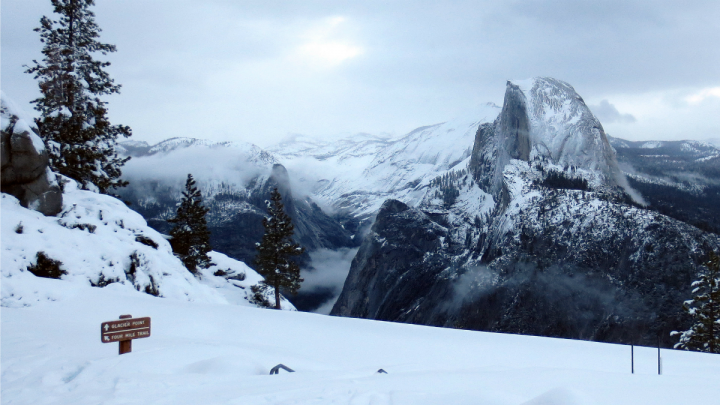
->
254;188;304;309
25;0;131;193
168;174;213;274
673;250;720;353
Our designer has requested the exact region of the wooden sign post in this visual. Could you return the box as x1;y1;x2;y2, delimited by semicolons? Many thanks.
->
101;314;151;355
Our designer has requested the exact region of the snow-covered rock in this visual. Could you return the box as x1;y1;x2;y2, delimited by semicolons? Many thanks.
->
1;178;294;310
1;91;62;216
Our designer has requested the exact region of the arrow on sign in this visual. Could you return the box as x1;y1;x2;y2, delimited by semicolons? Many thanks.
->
101;317;151;344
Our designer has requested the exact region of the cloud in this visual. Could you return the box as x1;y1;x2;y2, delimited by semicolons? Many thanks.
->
589;100;637;124
611;165;647;206
300;247;359;314
4;1;720;145
685;87;720;105
596;89;720;142
297;41;363;66
445;264;500;311
293;16;364;67
121;145;271;192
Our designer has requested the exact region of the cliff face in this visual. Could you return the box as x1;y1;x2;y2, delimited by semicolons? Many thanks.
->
470;78;626;207
331;78;720;347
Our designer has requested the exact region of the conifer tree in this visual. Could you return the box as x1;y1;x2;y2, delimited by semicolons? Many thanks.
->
254;188;304;309
168;174;213;274
25;0;131;193
673;250;720;353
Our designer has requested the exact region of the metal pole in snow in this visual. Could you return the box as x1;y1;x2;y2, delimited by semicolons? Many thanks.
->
631;345;634;374
658;336;661;375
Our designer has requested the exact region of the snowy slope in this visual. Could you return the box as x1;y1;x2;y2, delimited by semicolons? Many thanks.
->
270;104;501;221
1;178;294;310
705;138;720;148
2;286;720;404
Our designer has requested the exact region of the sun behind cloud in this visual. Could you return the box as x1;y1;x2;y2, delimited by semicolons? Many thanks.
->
298;41;363;66
294;16;364;68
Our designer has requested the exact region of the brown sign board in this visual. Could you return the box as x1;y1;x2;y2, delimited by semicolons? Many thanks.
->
101;317;151;343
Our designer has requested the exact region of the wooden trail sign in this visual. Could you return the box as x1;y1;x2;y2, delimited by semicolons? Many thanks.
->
101;315;151;354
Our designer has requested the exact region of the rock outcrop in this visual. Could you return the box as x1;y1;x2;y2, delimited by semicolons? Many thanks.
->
331;78;720;347
1;93;62;216
470;78;626;207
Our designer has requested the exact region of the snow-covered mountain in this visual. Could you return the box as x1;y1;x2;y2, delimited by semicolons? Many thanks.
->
705;137;720;148
117;107;503;312
331;78;720;347
116;81;719;318
118;105;718;246
269;104;500;225
118;137;354;251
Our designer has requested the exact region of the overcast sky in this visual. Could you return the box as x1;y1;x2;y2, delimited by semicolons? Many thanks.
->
3;0;719;147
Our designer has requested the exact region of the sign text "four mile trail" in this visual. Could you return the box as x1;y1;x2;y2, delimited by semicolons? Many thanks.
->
101;317;151;343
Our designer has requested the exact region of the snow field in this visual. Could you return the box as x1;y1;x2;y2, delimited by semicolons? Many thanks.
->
2;284;719;405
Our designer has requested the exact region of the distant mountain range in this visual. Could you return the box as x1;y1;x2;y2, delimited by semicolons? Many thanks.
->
608;136;720;234
117;80;720;340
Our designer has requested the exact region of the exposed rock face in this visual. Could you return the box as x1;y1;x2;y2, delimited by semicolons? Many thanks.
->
332;199;451;319
261;164;355;253
251;164;297;221
498;81;531;161
470;78;625;207
1;93;62;216
331;78;720;347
